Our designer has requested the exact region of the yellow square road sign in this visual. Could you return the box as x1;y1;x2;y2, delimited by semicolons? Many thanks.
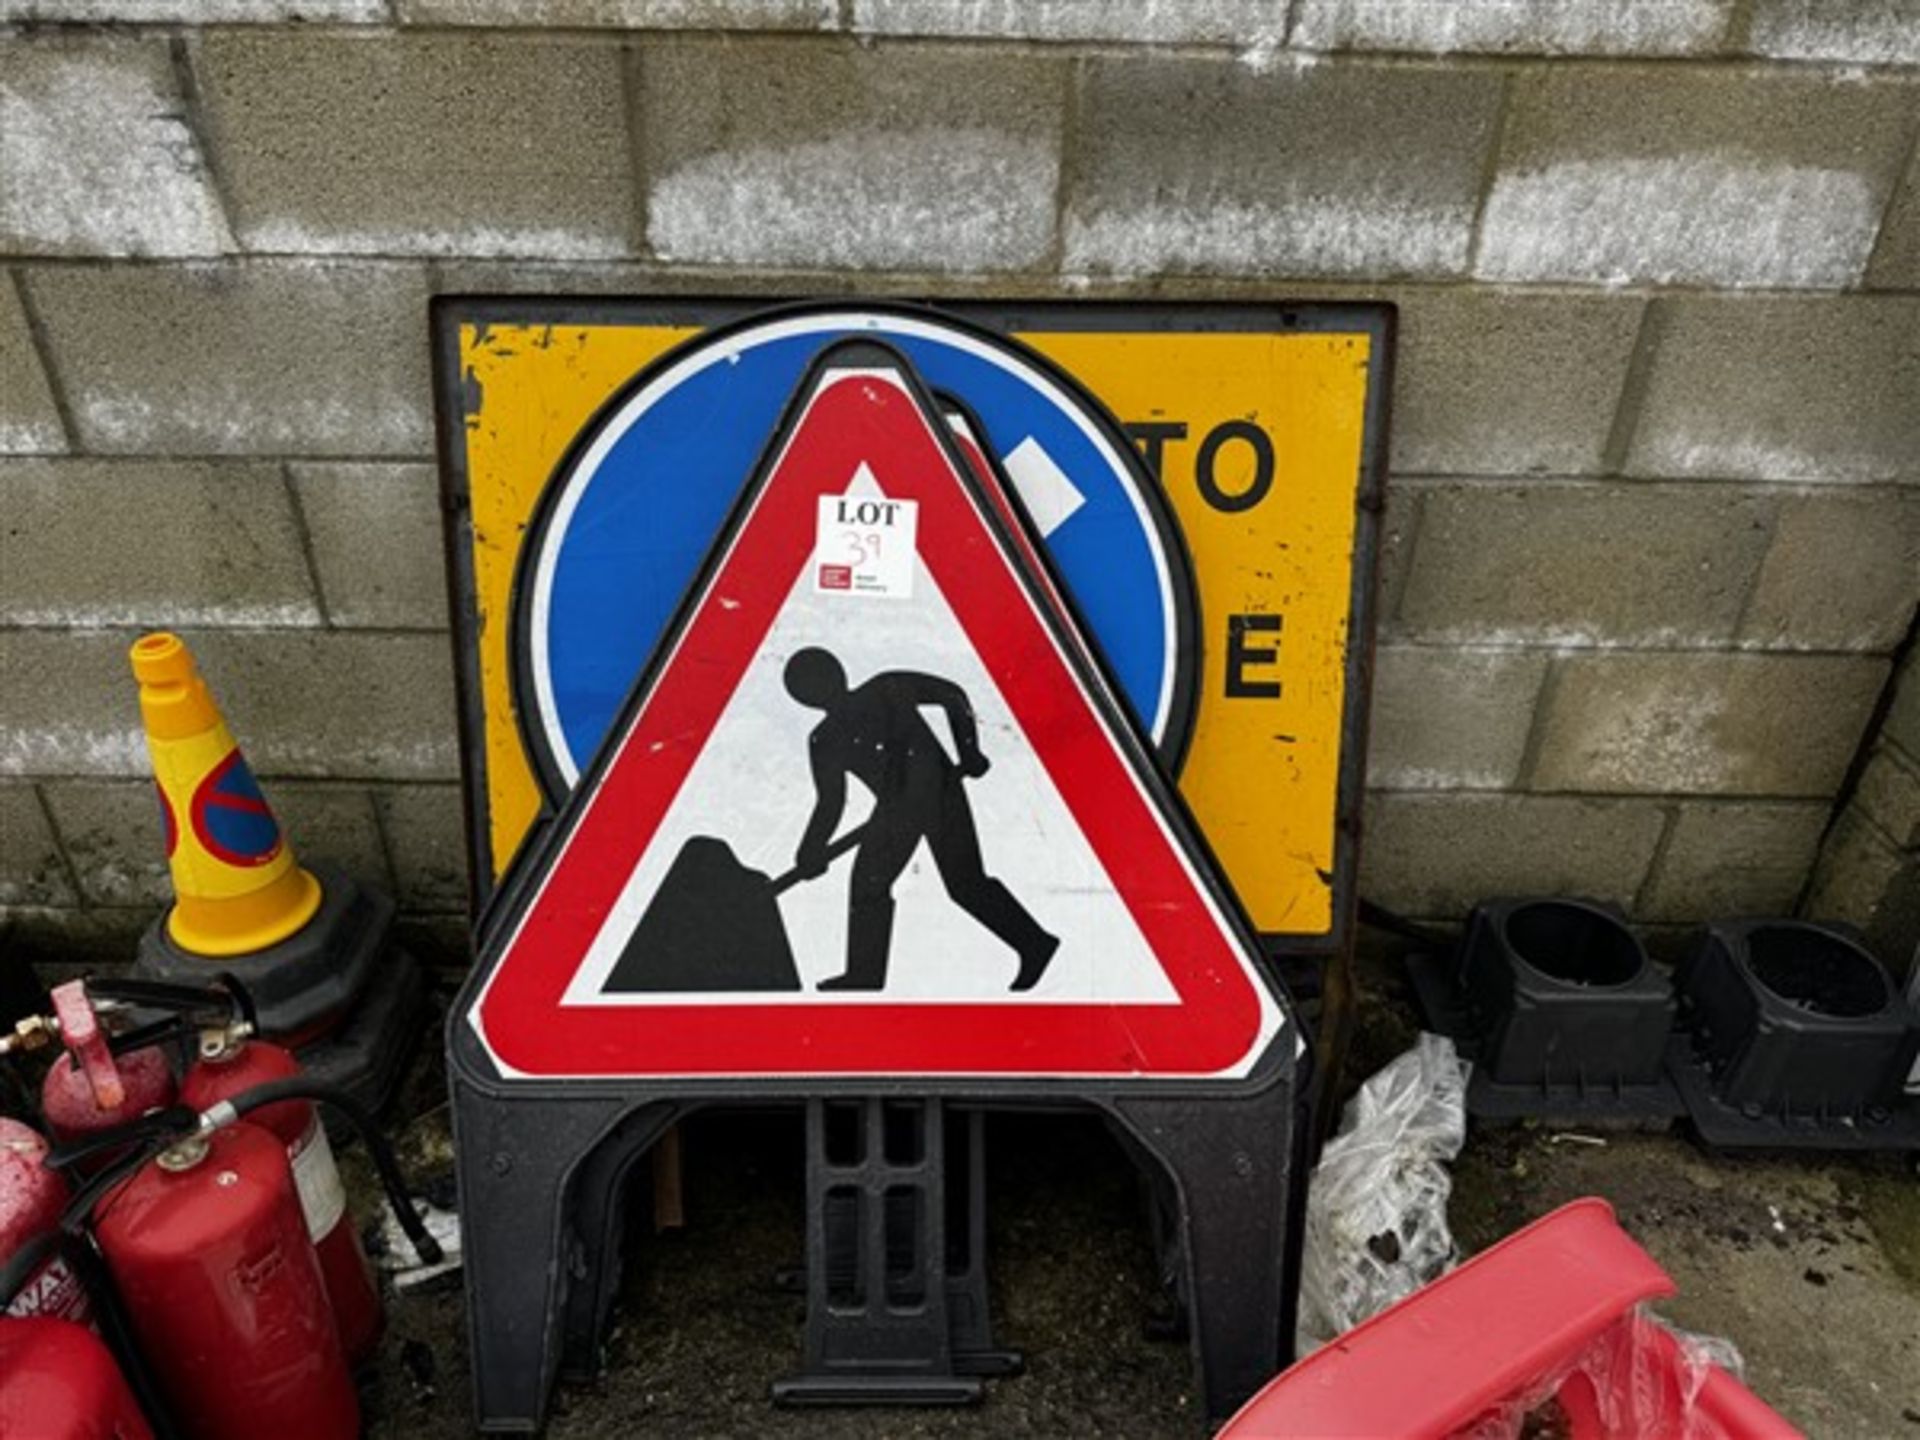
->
432;299;1392;949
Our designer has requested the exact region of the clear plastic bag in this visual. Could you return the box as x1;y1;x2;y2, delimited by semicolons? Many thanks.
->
1458;1307;1751;1440
1297;1031;1471;1346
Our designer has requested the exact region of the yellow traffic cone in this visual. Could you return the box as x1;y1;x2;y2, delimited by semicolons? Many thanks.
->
131;632;322;957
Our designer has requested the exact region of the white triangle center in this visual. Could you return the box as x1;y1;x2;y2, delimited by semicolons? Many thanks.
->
561;470;1177;1007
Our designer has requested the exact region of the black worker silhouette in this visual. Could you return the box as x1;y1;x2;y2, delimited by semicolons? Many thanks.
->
786;647;1059;993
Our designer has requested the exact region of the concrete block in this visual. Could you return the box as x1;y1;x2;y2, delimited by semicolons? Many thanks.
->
0;278;62;454
1738;488;1920;652
394;914;472;966
1626;296;1920;484
639;38;1066;273
43;779;389;908
0;629;458;781
1639;800;1829;921
1373;482;1419;623
1396;481;1775;645
1855;744;1920;851
1360;791;1667;916
41;780;185;908
1366;646;1548;788
1802;808;1919;961
376;783;469;913
1389;288;1643;475
196;32;635;260
1293;0;1733;55
849;0;1288;43
0;459;319;628
290;463;447;628
23;261;432;457
1529;652;1888;796
1748;0;1920;64
1;2;382;18
1867;150;1920;290
0;38;231;258
1883;655;1920;757
1066;57;1502;280
0;783;75;907
1;907;151;972
398;0;832;24
1477;66;1915;289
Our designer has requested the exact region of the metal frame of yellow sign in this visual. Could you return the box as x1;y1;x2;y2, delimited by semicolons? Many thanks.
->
431;298;1393;955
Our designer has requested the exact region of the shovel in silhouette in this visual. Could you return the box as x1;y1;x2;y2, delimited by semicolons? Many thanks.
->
603;826;867;993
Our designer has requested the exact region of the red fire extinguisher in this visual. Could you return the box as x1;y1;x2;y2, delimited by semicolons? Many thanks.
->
50;1076;440;1440
0;1314;155;1440
1;1220;175;1440
180;1027;382;1363
35;981;176;1167
91;1120;359;1440
0;1116;91;1327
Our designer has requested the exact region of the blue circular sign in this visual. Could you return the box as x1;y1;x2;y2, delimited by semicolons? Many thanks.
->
515;305;1196;793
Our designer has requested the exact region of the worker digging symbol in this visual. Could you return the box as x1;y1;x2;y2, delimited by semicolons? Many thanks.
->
785;647;1059;994
603;645;1059;997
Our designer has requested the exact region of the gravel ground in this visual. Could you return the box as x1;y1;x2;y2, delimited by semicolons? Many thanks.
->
342;974;1919;1438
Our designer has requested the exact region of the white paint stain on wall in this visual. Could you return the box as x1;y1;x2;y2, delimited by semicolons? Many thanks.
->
648;129;1057;273
3;602;321;629
1561;682;1733;793
1292;0;1730;53
1749;2;1920;65
78;392;427;456
1633;437;1861;484
1065;193;1469;278
244;218;628;262
0;416;64;454
1476;156;1881;288
849;0;1289;45
0;48;233;257
1;726;149;778
400;0;833;24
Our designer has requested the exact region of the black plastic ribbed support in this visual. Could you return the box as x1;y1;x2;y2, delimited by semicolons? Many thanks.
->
772;1098;1018;1404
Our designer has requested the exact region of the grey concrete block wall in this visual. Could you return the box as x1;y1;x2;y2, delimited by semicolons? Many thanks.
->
1624;296;1920;483
194;32;639;260
1066;56;1504;279
0;279;63;453
1475;66;1915;289
639;38;1070;272
288;463;448;628
1804;648;1920;966
2;7;1916;964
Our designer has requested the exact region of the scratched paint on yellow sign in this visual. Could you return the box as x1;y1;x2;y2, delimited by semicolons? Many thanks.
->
454;319;1373;936
460;321;698;870
1022;331;1372;935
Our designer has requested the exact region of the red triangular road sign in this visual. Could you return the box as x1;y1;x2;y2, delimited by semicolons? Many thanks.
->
467;342;1288;1081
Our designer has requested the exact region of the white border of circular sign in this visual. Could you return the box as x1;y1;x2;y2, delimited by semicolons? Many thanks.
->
526;309;1184;785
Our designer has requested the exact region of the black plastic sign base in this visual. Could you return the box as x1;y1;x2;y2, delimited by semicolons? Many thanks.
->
448;1054;1305;1431
771;1098;1006;1406
1407;954;1687;1126
1412;948;1920;1148
1666;1038;1920;1152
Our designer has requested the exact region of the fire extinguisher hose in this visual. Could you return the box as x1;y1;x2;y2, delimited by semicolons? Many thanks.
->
48;1082;443;1270
203;1078;444;1268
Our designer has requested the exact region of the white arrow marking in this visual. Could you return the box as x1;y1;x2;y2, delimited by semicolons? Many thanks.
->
1003;437;1086;537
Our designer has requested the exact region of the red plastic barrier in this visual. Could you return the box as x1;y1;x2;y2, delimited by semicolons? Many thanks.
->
1220;1198;1800;1439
